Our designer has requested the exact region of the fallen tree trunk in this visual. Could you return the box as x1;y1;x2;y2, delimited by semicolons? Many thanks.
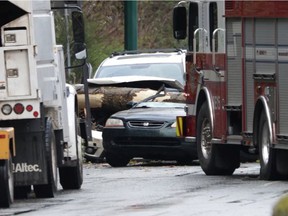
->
75;85;186;128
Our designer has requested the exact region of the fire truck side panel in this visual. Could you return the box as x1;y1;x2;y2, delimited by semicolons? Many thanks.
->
226;19;242;112
277;19;288;137
226;18;243;138
184;1;228;140
225;1;288;18
227;1;288;176
243;18;255;133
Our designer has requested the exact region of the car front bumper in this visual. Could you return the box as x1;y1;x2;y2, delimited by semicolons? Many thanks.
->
102;128;197;161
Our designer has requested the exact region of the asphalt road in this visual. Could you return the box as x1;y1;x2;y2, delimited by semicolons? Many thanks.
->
1;161;288;216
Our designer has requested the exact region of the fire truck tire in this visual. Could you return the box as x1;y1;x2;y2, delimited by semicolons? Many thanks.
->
197;102;218;174
259;111;279;180
105;152;131;167
0;154;14;208
197;102;236;175
34;118;58;198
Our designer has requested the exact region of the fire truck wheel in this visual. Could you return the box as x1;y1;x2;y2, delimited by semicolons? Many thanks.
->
197;102;236;175
34;118;58;198
197;102;218;174
259;111;279;180
0;154;14;208
105;152;131;167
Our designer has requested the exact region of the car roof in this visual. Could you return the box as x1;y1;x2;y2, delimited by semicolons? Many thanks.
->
99;49;186;67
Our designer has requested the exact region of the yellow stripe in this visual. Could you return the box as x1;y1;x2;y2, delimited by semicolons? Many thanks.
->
176;117;183;137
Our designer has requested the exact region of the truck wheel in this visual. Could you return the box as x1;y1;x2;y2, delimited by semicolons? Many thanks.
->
60;165;83;189
259;111;278;180
34;118;58;198
197;102;237;175
0;154;14;208
197;102;218;175
14;186;31;199
105;152;130;167
60;114;83;189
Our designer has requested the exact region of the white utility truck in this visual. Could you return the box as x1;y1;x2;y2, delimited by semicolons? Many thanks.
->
0;0;89;207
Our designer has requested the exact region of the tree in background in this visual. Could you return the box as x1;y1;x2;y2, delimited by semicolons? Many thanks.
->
83;0;187;80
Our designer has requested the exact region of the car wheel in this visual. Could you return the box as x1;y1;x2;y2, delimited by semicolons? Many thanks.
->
105;152;130;167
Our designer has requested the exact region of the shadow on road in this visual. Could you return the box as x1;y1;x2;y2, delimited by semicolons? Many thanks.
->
127;159;200;167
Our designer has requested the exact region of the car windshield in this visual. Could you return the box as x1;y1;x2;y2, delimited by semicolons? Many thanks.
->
134;101;186;109
95;63;185;85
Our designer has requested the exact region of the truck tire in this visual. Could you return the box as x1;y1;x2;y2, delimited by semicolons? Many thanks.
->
0;154;14;208
34;118;58;198
60;165;83;189
197;102;218;174
105;152;130;167
197;102;237;175
60;114;83;189
14;186;31;199
258;111;279;180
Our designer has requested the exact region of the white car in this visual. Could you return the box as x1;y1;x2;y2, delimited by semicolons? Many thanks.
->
92;49;186;86
84;49;186;162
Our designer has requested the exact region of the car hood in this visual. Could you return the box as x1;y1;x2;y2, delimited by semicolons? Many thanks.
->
111;106;186;121
88;76;184;91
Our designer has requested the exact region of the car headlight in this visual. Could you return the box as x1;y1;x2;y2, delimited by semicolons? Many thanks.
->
171;121;177;128
105;118;124;127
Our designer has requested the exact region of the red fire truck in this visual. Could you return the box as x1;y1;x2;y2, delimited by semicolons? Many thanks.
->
173;0;288;180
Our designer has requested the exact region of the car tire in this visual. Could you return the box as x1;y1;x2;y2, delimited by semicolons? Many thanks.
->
105;152;130;167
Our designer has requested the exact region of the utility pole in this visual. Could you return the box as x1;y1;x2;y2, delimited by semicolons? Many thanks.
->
124;0;138;50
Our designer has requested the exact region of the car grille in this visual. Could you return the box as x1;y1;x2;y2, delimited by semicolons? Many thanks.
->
128;120;165;128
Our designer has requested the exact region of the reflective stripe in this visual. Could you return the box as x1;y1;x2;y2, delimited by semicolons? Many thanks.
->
176;116;183;137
